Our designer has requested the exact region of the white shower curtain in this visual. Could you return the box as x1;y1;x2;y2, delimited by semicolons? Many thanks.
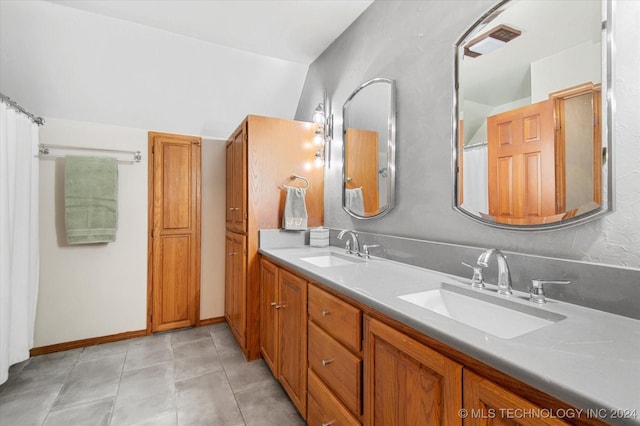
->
462;146;488;216
0;101;40;384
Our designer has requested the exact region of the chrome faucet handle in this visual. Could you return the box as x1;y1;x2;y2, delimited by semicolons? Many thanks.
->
529;279;571;304
461;261;486;289
477;248;513;296
337;229;360;255
361;244;380;260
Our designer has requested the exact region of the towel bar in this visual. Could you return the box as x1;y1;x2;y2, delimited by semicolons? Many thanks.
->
38;143;142;164
284;174;309;189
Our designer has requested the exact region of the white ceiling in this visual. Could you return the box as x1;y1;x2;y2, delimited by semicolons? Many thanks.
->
461;0;601;107
47;0;374;65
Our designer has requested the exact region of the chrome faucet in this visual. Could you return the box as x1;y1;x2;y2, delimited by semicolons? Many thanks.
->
477;249;513;296
337;229;360;256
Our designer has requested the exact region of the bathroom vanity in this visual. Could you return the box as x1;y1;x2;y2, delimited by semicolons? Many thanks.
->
258;245;639;426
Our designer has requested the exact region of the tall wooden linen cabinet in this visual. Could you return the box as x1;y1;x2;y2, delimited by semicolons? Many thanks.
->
225;115;324;361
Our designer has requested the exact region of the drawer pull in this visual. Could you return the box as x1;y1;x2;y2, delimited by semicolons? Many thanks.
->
322;422;336;426
228;252;236;256
321;309;330;316
321;359;333;366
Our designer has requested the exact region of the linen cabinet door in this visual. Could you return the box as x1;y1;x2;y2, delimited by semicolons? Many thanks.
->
464;370;570;426
363;316;463;426
278;269;308;417
224;232;234;322
259;258;279;376
225;124;246;233
231;125;246;232
225;140;234;228
225;231;246;347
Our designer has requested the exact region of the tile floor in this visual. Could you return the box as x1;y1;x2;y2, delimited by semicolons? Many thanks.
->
0;323;305;426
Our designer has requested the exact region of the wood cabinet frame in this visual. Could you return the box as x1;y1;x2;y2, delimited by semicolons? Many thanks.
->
259;258;308;417
225;115;324;361
259;255;608;426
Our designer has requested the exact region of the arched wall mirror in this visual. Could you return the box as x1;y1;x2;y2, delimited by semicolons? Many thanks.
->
453;0;613;230
342;78;396;219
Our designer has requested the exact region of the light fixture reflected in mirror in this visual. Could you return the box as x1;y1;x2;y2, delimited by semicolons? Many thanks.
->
453;0;613;230
310;89;333;168
464;24;521;57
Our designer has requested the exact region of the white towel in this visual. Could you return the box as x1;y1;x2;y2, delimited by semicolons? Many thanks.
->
283;186;308;230
345;187;364;216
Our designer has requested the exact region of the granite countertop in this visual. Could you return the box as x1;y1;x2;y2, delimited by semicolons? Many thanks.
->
259;245;640;426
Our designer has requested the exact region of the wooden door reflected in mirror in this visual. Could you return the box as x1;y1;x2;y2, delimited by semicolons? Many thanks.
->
453;0;613;230
342;78;396;219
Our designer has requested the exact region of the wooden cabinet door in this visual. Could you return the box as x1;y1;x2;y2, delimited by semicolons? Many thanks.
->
487;99;556;224
464;370;569;425
259;258;279;376
225;141;234;228
224;232;234;322
278;269;308;416
225;124;246;233
345;128;380;215
149;132;201;332
225;231;246;346
364;316;463;426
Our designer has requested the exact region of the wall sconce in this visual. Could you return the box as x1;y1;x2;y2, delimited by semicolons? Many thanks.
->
464;24;521;57
311;89;333;168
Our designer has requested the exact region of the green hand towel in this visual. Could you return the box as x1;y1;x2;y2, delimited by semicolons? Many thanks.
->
65;155;118;244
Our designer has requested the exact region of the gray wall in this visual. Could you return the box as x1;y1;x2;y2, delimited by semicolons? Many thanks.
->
295;0;640;270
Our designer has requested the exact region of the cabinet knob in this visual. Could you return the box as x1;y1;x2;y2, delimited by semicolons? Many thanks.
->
321;359;333;366
321;309;330;316
270;302;281;309
228;252;236;256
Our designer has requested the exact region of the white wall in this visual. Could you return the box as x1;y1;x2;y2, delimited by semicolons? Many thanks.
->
36;119;226;347
0;0;308;139
37;119;148;346
531;41;601;103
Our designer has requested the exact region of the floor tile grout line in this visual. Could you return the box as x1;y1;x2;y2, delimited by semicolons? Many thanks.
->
169;337;179;426
211;328;249;426
39;347;85;426
107;340;130;426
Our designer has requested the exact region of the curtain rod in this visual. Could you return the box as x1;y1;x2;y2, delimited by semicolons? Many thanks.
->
464;141;487;150
0;92;46;126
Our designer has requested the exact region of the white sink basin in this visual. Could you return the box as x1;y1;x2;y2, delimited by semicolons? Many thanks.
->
300;252;365;268
398;284;565;339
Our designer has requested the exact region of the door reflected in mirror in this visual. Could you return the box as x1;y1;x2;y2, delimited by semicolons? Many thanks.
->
342;78;396;219
454;0;612;229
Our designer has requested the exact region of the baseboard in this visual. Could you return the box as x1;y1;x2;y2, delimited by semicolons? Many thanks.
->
30;329;148;356
198;316;225;326
29;317;226;356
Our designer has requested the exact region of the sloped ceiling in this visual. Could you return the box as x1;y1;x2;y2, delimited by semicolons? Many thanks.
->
0;1;372;138
47;0;374;65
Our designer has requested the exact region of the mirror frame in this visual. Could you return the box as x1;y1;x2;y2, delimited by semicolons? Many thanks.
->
342;77;397;220
452;0;614;231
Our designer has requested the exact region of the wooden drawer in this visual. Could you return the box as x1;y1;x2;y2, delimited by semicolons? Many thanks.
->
308;369;360;426
308;320;362;416
308;284;362;353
